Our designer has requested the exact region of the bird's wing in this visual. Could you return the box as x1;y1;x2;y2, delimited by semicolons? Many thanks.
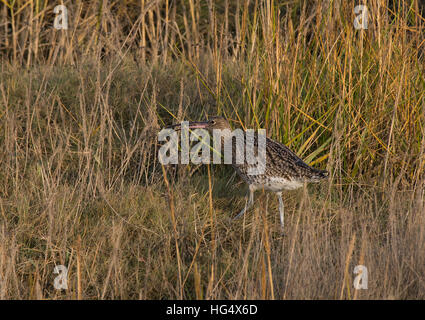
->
265;137;317;180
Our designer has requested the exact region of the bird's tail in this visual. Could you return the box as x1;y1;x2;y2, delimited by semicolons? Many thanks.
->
309;169;329;181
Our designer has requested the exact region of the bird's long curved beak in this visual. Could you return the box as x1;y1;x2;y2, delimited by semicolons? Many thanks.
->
166;121;210;130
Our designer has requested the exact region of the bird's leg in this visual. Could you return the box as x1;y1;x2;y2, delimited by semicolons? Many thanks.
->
276;192;285;234
234;185;254;219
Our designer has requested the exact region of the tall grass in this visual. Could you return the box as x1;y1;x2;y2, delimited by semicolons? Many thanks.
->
0;0;424;299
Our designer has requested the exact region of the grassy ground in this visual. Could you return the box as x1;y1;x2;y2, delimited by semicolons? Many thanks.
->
0;0;424;299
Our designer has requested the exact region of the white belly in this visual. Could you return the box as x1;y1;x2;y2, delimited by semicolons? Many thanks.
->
253;176;303;192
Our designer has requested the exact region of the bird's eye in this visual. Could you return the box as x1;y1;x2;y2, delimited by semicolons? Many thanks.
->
210;120;216;125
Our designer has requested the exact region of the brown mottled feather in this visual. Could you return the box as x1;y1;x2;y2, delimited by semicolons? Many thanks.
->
231;136;328;189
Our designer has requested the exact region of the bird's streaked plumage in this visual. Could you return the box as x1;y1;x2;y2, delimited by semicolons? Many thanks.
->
168;116;328;234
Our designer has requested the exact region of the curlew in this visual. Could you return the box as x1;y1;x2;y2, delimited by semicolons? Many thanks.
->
168;116;328;234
